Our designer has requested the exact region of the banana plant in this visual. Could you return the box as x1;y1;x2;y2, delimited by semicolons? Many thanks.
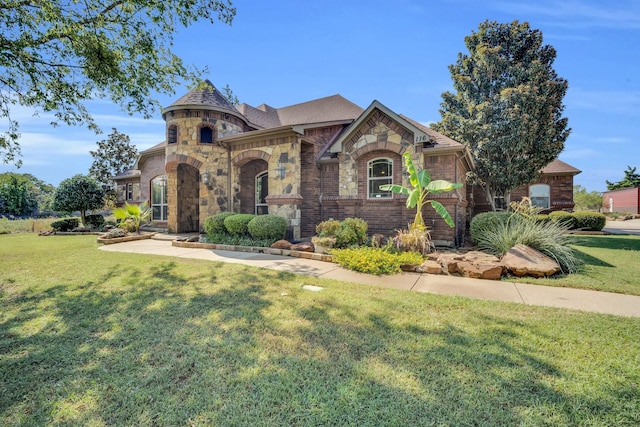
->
380;152;463;230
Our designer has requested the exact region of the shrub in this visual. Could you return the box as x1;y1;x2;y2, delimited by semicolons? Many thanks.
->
84;214;105;230
469;211;514;245
331;246;423;275
50;218;80;232
334;217;368;248
224;214;255;235
393;228;433;254
247;215;287;241
572;211;606;231
204;212;235;236
535;214;551;224
472;213;580;274
549;210;576;229
315;219;341;237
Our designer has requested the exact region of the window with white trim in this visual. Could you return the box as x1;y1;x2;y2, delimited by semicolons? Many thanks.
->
255;171;268;215
368;158;393;199
151;175;168;221
530;184;550;209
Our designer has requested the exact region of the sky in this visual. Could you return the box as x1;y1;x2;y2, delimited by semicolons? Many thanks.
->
1;0;639;192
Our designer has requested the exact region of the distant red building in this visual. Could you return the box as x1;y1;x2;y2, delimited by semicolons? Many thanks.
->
604;187;640;214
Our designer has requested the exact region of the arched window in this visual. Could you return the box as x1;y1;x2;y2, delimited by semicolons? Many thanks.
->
530;184;550;209
255;171;268;215
368;158;393;199
151;175;168;221
167;125;177;144
200;126;213;143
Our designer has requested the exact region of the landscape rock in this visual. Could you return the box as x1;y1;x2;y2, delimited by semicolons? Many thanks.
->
501;244;561;278
271;239;292;250
436;253;465;274
416;260;443;274
290;242;314;252
457;261;504;280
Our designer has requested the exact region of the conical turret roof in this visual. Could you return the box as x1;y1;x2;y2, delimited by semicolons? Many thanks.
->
166;80;238;113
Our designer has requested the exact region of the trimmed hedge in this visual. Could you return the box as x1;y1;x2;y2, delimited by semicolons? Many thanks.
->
247;215;287;240
572;211;606;231
51;218;80;232
549;210;576;229
315;217;368;248
224;214;256;235
84;214;105;230
204;212;235;236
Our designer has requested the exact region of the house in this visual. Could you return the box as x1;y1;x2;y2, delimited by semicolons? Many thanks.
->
113;81;579;246
603;187;640;214
469;159;582;214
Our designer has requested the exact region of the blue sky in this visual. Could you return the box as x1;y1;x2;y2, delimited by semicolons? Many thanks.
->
2;0;639;192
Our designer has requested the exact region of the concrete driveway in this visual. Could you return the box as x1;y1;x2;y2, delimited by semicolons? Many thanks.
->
603;219;640;235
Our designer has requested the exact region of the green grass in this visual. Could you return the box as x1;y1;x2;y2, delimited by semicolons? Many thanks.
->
508;235;640;296
1;234;639;426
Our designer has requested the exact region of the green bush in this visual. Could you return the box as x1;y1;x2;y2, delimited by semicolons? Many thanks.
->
535;214;551;224
84;214;105;230
315;219;341;237
472;213;580;274
572;211;606;231
224;214;255;235
204;212;235;236
469;211;515;245
334;217;368;248
50;218;79;232
247;215;287;241
549;210;576;229
331;246;423;275
203;232;276;248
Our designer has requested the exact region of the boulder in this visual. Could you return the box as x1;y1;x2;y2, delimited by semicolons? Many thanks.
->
271;239;292;250
436;253;465;274
290;242;314;252
416;260;443;274
457;261;504;280
501;244;561;278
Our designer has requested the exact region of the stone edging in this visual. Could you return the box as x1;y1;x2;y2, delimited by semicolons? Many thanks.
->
172;240;334;263
97;233;156;245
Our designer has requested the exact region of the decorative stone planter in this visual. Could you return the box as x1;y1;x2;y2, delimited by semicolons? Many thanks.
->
96;233;156;245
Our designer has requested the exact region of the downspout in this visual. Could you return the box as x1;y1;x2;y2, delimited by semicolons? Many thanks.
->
454;153;459;247
227;143;233;213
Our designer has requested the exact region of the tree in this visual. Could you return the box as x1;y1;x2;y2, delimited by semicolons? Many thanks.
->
0;172;55;216
573;185;603;212
89;128;138;188
606;166;640;190
52;175;104;226
222;84;240;106
0;173;38;216
0;1;236;166
432;20;570;211
380;152;463;230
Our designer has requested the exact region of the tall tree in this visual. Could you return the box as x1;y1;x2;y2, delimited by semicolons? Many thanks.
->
573;185;603;212
89;128;138;188
0;0;236;166
432;20;570;211
606;166;640;190
0;172;38;216
52;174;104;226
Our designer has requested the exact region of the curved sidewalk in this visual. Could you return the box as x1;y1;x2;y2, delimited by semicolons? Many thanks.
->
99;239;640;318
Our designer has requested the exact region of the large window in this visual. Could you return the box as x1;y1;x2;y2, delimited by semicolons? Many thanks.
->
530;184;550;209
368;158;393;199
151;175;168;221
255;172;268;215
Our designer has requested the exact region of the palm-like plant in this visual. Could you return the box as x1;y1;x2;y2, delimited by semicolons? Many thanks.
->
113;202;151;234
380;152;463;230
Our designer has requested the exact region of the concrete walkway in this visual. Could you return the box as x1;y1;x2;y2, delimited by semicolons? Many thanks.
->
99;237;640;318
603;218;640;235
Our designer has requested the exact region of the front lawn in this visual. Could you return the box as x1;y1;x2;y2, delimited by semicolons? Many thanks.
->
1;234;639;426
508;235;640;295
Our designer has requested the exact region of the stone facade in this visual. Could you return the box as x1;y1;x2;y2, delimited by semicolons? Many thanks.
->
112;82;577;247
